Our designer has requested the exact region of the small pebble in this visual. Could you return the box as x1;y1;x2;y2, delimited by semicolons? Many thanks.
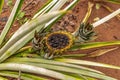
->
0;16;8;22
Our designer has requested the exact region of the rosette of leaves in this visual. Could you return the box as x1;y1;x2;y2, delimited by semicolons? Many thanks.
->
0;0;120;80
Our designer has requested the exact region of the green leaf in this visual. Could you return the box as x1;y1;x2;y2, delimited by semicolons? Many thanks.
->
0;63;80;80
7;0;13;7
60;53;87;58
0;0;4;15
0;71;47;80
104;0;120;4
16;10;25;20
56;58;120;70
67;73;97;80
24;62;116;80
71;41;120;50
0;0;24;46
6;57;104;74
0;76;7;80
73;74;97;80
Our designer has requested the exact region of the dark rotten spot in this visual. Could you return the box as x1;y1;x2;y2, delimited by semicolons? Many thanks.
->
47;33;69;49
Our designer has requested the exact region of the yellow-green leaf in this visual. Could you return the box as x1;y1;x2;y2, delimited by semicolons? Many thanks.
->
0;76;7;80
87;47;118;57
71;41;120;50
0;0;4;14
104;0;120;4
